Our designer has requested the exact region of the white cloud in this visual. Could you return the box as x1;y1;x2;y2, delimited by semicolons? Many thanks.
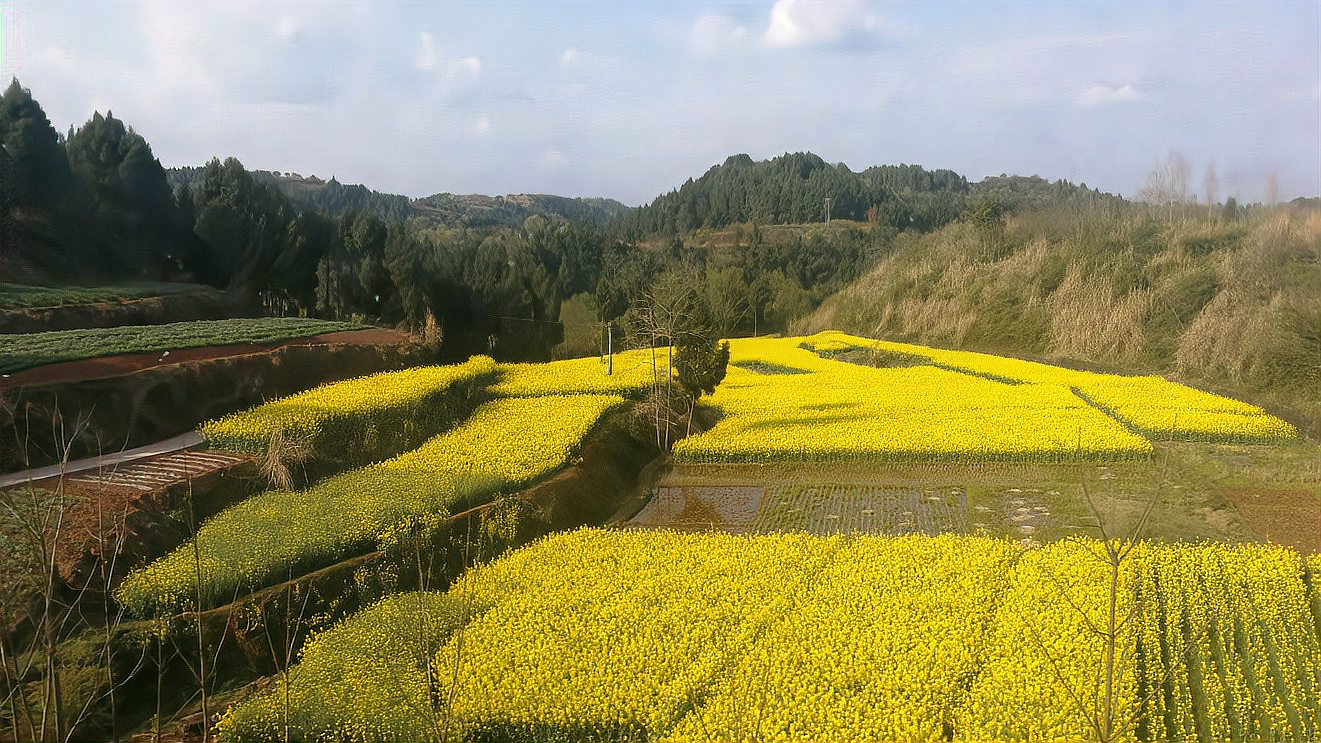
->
275;14;301;42
415;31;439;71
472;115;492;137
557;46;616;74
762;0;885;50
1076;82;1145;107
37;46;73;69
446;56;481;83
689;14;748;57
540;149;567;170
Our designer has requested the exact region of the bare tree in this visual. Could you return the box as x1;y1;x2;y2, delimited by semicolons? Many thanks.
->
625;274;709;451
258;570;313;743
0;404;89;743
704;267;750;338
1140;151;1190;221
0;400;145;742
1018;467;1212;742
1203;161;1219;218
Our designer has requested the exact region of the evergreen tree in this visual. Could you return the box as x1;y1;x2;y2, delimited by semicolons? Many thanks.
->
66;110;190;275
0;78;75;210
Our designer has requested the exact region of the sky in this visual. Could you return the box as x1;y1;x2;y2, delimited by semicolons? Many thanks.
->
2;0;1317;206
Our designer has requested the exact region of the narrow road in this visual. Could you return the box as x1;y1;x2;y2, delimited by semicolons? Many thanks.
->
0;431;204;489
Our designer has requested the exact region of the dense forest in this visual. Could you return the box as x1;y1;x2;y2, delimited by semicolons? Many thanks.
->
612;151;1121;236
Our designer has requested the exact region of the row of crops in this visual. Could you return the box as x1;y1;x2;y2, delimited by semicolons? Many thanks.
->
220;530;1321;742
0;281;212;311
116;350;658;615
0;316;365;373
200;355;499;463
671;334;1297;463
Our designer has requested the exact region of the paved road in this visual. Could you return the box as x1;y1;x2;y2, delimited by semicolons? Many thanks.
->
0;431;205;489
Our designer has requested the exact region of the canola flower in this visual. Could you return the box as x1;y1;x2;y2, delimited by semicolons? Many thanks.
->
674;336;1153;463
200;355;497;457
960;539;1145;741
1137;544;1321;742
801;331;1298;444
1309;554;1321;631
117;394;624;615
219;531;1321;743
437;529;837;741
216;592;468;742
490;349;657;398
662;534;1015;742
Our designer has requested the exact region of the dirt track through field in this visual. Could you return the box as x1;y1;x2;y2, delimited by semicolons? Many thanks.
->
2;447;253;582
1221;487;1321;553
0;327;408;387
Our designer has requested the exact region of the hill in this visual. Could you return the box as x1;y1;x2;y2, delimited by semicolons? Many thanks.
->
612;151;1121;236
164;167;630;228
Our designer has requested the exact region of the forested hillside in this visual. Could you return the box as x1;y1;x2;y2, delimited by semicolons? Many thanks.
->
0;80;203;282
798;201;1321;434
164;167;629;228
614;151;1119;236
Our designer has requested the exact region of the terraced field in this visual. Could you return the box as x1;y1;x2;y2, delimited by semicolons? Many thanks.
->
101;332;1316;743
117;351;653;615
672;333;1297;464
0;317;364;373
0;281;211;310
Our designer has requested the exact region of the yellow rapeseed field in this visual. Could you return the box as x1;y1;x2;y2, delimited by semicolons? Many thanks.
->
674;333;1297;463
803;331;1297;443
675;336;1156;463
200;355;497;454
118;394;624;615
218;530;1321;742
490;349;656;397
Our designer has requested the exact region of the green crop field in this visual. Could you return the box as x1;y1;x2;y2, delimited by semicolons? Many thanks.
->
0;317;364;374
0;281;215;310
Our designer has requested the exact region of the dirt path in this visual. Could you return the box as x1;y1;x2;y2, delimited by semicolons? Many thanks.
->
0;327;409;388
1;446;254;587
0;432;204;489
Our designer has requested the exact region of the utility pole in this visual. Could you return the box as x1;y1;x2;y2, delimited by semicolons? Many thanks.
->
823;197;832;223
606;322;613;376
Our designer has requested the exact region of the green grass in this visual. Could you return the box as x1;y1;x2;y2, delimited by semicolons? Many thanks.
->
0;282;215;310
0;317;364;374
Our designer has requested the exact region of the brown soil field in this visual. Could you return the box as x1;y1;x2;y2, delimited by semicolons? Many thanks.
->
1221;487;1321;554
